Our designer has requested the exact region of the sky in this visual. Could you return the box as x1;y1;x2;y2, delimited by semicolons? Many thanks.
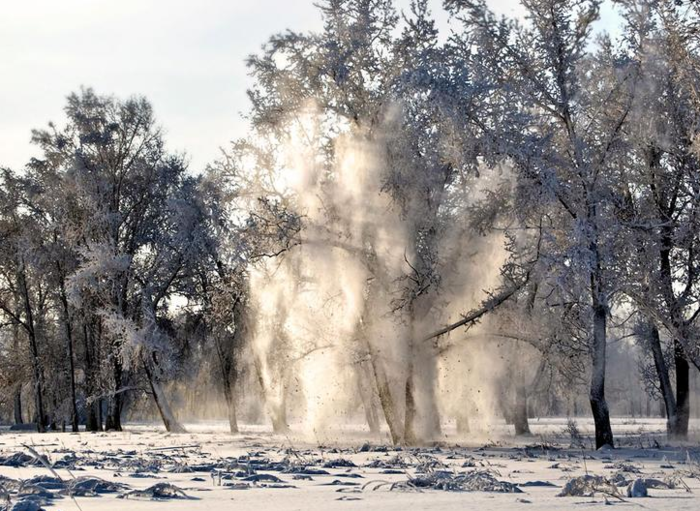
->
0;0;620;173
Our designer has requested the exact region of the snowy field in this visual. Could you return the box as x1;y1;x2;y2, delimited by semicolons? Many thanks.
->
1;418;700;510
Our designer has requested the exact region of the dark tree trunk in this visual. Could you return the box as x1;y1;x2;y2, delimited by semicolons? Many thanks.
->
216;346;239;434
50;391;59;431
373;363;401;444
211;286;247;435
87;402;100;432
356;274;407;445
589;297;614;449
513;385;531;436
142;352;186;433
584;195;614;450
226;393;238;435
98;399;104;431
214;332;239;434
57;273;79;433
105;271;131;432
221;377;239;434
18;267;47;433
66;334;79;432
27;326;46;432
403;336;419;445
403;368;418;445
658;230;699;425
648;323;680;436
402;296;442;445
402;342;442;445
674;340;690;437
104;356;123;432
13;387;22;425
358;326;402;444
83;321;101;431
104;398;121;431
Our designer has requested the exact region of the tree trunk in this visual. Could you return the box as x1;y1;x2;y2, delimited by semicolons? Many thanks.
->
403;334;418;445
58;275;79;433
370;358;402;443
19;268;47;433
142;352;187;433
222;378;239;434
98;399;104;430
83;322;101;431
402;339;442;445
27;331;46;432
357;324;403;444
213;290;246;435
356;339;401;443
104;356;123;431
373;363;402;444
13;386;22;425
104;397;121;431
647;323;680;435
87;402;100;431
66;334;79;432
403;367;419;445
227;395;239;435
674;340;690;437
513;385;531;436
253;356;289;434
409;340;442;442
357;361;381;435
214;331;239;434
589;297;614;449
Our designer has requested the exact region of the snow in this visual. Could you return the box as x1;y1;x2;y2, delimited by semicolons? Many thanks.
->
1;418;700;510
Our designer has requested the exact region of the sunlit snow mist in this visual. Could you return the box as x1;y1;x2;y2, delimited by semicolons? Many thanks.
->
246;101;508;442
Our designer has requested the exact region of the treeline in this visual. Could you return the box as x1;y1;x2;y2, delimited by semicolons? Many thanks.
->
0;91;243;433
0;0;699;449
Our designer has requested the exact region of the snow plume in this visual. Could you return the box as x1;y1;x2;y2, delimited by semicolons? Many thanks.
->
247;101;509;443
433;226;509;438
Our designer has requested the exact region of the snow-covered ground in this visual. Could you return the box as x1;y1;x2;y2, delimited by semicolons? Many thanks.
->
1;418;700;510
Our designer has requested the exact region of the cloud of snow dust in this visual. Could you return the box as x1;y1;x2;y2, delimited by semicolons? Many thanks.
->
246;100;513;443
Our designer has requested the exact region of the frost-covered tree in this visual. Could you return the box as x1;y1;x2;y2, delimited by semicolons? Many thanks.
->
611;0;700;437
445;0;643;448
26;88;206;432
0;170;52;431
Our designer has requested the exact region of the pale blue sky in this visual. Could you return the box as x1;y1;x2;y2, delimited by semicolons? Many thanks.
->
0;0;620;173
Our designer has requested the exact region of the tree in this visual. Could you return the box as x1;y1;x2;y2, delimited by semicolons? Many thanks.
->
612;0;700;438
28;88;197;432
0;170;51;431
445;0;644;448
